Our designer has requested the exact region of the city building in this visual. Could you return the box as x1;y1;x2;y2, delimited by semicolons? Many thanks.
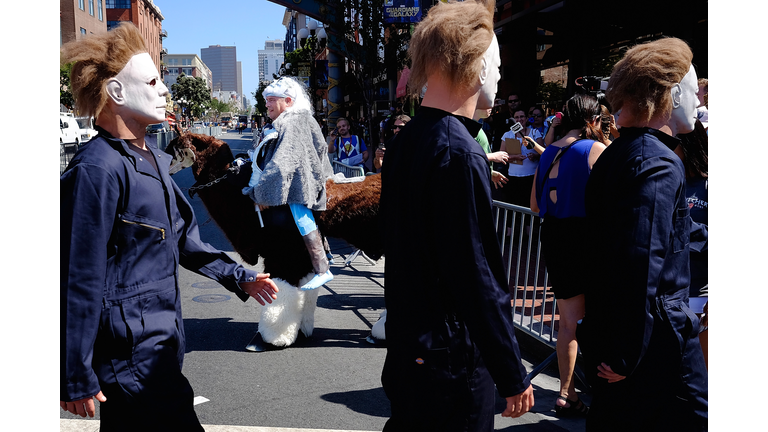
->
201;45;241;95
60;0;108;45
258;39;285;83
211;90;243;112
104;0;165;74
163;54;213;92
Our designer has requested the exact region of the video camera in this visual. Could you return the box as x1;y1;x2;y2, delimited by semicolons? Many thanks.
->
575;76;609;99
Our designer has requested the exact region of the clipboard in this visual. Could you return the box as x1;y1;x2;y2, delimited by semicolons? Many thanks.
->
505;121;526;164
505;137;523;165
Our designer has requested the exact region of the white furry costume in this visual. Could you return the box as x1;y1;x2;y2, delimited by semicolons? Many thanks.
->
244;77;334;347
255;275;321;346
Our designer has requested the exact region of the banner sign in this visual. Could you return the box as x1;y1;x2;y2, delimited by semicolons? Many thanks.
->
384;0;422;24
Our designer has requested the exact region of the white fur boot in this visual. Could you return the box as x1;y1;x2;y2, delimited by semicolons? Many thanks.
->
369;309;387;342
254;274;320;347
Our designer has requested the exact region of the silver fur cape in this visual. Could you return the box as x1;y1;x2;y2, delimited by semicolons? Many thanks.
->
247;109;334;211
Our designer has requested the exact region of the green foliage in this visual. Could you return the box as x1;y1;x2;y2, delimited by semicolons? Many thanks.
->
208;98;229;121
592;55;621;79
170;74;211;118
60;62;74;110
536;81;566;111
251;81;269;116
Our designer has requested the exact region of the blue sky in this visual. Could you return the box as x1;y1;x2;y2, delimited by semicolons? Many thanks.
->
158;0;290;105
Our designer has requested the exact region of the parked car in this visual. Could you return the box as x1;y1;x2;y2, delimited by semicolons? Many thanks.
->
192;121;205;128
146;121;169;134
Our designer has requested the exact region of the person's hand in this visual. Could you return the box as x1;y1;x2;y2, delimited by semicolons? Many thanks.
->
491;171;508;189
502;384;534;418
254;203;270;212
240;273;279;305
527;152;540;162
551;116;562;128
487;151;509;165
509;154;527;162
375;148;385;158
60;391;106;418
597;362;626;383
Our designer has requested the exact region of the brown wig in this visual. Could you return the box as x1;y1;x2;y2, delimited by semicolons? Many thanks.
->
60;23;148;119
606;37;693;124
408;0;495;94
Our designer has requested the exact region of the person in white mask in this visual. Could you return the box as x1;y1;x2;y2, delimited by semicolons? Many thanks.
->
580;37;708;432
60;23;278;430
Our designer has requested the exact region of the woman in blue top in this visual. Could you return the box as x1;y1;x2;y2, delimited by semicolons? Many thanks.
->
530;94;607;417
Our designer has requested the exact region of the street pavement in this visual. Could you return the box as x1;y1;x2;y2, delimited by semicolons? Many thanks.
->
60;129;591;431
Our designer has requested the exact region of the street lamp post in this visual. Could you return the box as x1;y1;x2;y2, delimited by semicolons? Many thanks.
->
298;21;327;119
175;97;188;129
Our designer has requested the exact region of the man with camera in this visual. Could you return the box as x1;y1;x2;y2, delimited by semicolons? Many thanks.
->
327;117;369;169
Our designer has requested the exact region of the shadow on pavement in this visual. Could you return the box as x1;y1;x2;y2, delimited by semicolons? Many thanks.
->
321;387;391;418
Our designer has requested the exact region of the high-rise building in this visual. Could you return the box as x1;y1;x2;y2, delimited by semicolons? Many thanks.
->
258;39;284;83
201;45;238;93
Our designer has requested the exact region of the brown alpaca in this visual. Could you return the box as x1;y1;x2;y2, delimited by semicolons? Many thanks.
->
166;131;383;287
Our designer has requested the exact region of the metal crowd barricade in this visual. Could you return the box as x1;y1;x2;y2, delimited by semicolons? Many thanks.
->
330;160;375;266
60;142;79;175
491;200;587;386
188;126;222;137
331;160;365;178
154;130;178;152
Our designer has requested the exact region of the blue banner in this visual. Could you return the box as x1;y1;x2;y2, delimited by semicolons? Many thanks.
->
384;0;422;24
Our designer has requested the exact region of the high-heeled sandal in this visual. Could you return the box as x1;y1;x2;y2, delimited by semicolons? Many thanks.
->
554;395;589;417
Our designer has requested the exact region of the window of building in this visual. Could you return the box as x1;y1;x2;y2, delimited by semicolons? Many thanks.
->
107;21;120;31
182;68;193;75
81;28;87;35
168;58;178;65
89;0;94;15
106;0;131;8
98;0;103;20
182;58;192;66
79;0;84;10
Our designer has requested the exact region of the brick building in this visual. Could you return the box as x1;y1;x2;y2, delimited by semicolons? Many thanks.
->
105;0;165;74
60;0;108;45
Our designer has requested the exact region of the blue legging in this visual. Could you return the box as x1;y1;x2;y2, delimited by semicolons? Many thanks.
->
288;203;317;236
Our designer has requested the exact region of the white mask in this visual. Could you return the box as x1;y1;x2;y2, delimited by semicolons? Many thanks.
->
670;64;698;135
110;53;168;124
477;34;501;110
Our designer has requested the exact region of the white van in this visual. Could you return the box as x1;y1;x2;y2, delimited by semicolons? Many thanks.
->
60;113;80;145
60;113;94;145
75;117;98;142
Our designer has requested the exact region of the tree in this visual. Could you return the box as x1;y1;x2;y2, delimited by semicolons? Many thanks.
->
61;62;74;110
536;81;566;112
252;81;269;117
170;74;211;119
208;98;229;122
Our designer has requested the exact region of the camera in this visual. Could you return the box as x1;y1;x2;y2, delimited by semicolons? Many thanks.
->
576;76;609;99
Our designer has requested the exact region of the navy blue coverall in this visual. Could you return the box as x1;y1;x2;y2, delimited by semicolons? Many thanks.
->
379;107;530;432
579;127;708;431
61;128;260;430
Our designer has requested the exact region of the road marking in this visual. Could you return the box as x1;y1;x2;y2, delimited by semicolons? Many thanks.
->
194;396;210;405
60;419;376;432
